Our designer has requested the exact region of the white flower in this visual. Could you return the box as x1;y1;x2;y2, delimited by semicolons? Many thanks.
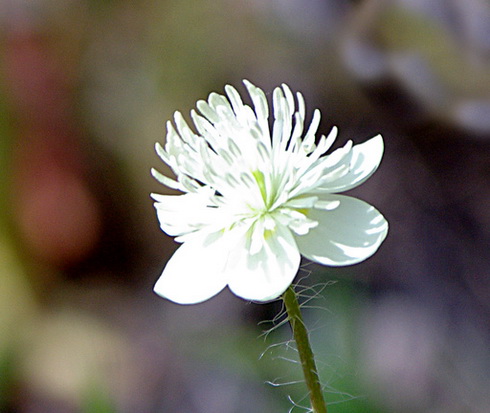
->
151;80;388;304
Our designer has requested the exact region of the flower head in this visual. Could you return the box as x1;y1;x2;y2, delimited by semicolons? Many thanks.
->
151;80;388;304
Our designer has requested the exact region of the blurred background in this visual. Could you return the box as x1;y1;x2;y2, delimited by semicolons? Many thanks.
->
0;0;489;412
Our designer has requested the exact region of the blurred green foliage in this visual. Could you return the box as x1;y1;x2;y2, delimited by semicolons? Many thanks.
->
378;6;490;98
0;349;15;411
81;384;118;413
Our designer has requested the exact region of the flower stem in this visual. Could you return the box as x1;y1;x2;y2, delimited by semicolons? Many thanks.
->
282;285;327;413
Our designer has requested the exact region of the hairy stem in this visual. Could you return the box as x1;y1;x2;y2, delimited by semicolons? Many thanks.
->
282;285;327;413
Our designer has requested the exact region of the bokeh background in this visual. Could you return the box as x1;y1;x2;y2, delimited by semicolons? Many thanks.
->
1;0;489;412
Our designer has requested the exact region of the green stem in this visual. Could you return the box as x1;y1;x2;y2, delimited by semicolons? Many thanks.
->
282;285;327;413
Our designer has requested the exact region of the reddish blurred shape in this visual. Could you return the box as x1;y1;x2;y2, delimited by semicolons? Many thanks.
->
5;28;101;268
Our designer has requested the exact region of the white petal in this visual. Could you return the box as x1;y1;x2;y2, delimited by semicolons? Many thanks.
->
154;231;230;304
301;110;323;154
296;195;388;266
243;80;270;131
317;134;384;193
151;191;216;237
227;223;300;302
283;196;319;209
150;168;183;191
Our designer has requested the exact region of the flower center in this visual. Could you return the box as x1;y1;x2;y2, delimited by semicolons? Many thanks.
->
251;169;269;207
